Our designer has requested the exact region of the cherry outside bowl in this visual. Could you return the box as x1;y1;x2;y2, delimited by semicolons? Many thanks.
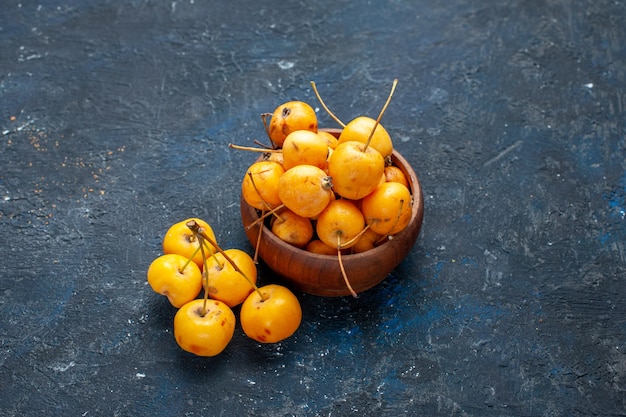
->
239;129;424;297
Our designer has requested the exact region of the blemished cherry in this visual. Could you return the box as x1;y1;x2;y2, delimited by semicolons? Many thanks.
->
266;101;318;148
174;298;236;357
277;164;334;218
240;284;302;343
315;199;365;250
204;248;257;307
146;253;203;308
162;218;217;269
281;129;329;171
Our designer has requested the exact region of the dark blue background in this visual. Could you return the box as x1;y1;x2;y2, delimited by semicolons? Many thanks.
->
1;1;625;415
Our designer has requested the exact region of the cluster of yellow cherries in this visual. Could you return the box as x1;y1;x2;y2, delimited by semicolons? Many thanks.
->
232;80;412;297
147;218;302;357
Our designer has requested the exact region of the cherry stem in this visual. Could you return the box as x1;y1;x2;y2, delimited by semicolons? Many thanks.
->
247;171;274;213
310;81;346;128
181;249;196;272
247;171;268;264
198;234;210;317
261;112;271;136
245;203;285;230
337;224;371;250
261;112;281;149
253;139;272;149
337;235;358;298
228;143;282;153
364;78;398;152
181;239;217;271
246;171;268;263
186;220;267;301
253;211;264;263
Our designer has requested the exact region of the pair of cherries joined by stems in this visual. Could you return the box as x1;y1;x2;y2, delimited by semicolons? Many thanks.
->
147;218;302;357
232;79;413;298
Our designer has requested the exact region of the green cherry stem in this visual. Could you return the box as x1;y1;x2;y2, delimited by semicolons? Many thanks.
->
186;220;267;301
181;248;197;272
181;238;218;272
197;234;211;317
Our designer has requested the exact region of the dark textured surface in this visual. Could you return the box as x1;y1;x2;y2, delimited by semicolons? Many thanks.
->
1;1;625;416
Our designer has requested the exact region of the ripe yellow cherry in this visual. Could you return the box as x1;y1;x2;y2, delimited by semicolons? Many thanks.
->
282;130;329;170
241;160;285;211
316;199;365;249
174;299;236;357
277;164;334;218
162;218;217;269
305;239;339;255
337;116;393;158
146;253;203;308
240;284;302;343
384;165;409;188
271;208;314;248
268;101;318;148
361;181;413;236
204;249;257;307
327;141;385;200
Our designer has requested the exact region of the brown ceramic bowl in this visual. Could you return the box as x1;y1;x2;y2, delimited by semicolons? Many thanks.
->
240;129;424;297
